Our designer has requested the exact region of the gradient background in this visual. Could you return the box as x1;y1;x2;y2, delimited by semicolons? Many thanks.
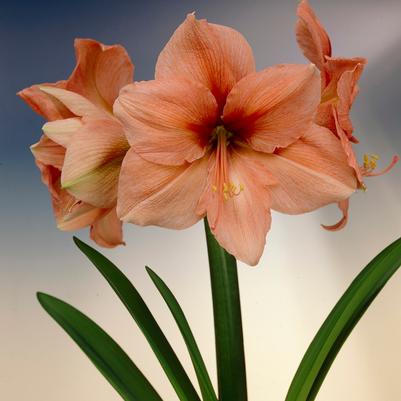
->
1;0;401;400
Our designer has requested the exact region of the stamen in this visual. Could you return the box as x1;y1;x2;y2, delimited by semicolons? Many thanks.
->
362;153;399;177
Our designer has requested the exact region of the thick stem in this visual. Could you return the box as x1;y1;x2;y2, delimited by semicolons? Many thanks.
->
204;218;247;401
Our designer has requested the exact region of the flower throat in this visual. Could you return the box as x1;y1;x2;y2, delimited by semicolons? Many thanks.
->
210;125;244;201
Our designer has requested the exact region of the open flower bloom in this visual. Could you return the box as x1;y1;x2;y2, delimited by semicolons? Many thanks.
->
114;14;357;265
296;0;398;230
18;39;133;247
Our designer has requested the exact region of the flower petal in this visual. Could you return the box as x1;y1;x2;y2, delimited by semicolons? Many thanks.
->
336;63;365;137
17;81;73;121
35;160;62;200
296;0;331;71
90;208;125;248
67;39;134;112
223;64;321;153
31;135;65;169
56;199;103;231
333;108;363;183
61;118;129;208
36;163;103;231
322;57;366;102
155;14;255;110
114;80;218;166
321;199;349;231
39;86;106;118
117;148;208;229
197;147;273;266
264;124;357;214
42;117;82;147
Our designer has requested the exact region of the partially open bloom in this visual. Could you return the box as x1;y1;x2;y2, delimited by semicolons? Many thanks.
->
296;0;398;230
114;14;357;265
18;39;133;247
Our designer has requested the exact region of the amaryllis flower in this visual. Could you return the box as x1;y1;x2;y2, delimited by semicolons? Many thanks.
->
114;14;357;265
18;39;133;247
296;0;366;141
296;0;398;230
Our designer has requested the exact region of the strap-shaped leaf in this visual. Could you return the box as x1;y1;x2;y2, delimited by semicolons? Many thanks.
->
203;219;248;401
73;237;200;401
146;266;218;401
37;293;163;401
286;236;401;401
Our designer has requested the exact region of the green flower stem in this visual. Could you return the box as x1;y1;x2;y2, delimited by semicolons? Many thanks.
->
204;218;247;401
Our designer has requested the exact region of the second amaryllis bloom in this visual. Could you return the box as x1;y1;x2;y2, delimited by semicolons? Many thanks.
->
19;39;134;247
296;0;398;229
114;14;357;265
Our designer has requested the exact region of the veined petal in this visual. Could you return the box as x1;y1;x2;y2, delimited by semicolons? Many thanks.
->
223;64;321;153
264;124;357;214
333;108;363;183
336;63;365;137
31;135;65;169
296;0;331;71
36;160;117;247
90;208;125;248
155;13;255;110
17;81;73;121
117;149;208;229
67;39;134;112
322;56;366;101
315;101;335;133
61;118;129;208
114;80;218;166
42;117;82;147
56;198;103;231
36;165;102;231
35;160;62;200
197;147;273;266
39;86;107;118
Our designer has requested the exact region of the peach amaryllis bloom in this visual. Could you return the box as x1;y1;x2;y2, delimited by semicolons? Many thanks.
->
114;14;357;265
296;0;398;230
18;39;133;247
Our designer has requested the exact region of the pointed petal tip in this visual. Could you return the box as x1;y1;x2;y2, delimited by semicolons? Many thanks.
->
321;199;349;231
321;219;347;232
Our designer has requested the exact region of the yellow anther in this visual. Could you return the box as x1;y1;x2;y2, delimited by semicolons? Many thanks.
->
363;153;381;171
212;185;217;192
239;183;245;191
363;154;369;167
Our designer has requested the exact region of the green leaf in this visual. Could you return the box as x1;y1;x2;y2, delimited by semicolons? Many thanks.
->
37;293;163;401
203;219;247;401
146;266;218;401
73;237;200;401
286;236;401;401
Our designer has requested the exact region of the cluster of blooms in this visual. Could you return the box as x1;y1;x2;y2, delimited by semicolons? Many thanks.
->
19;1;397;265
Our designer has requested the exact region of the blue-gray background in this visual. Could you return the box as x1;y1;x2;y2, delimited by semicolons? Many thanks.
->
1;1;400;400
